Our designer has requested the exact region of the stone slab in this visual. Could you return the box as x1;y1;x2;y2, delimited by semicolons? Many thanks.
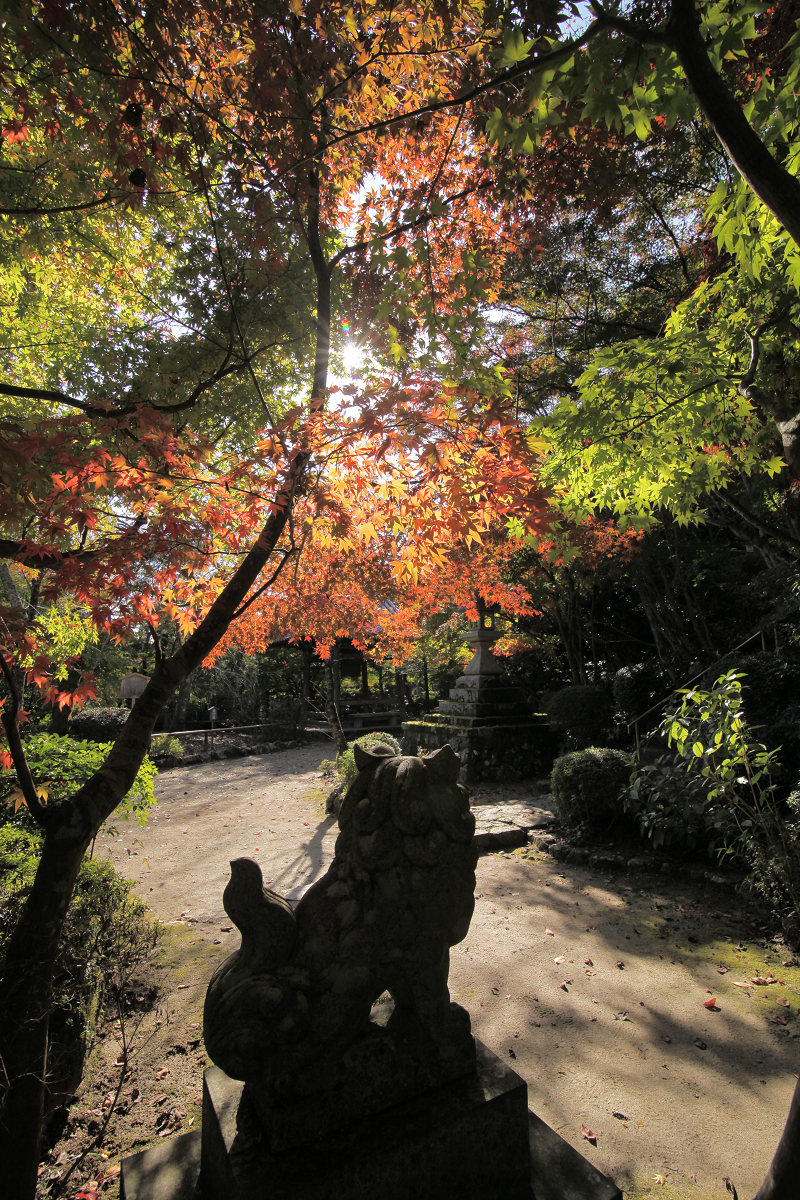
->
201;1040;532;1200
473;803;556;852
120;1129;200;1200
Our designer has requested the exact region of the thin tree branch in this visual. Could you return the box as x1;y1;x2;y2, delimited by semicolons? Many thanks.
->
0;650;47;826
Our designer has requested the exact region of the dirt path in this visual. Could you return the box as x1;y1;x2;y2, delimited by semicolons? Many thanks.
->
85;747;800;1200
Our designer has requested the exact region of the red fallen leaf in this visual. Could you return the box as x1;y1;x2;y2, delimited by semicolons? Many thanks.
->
545;928;555;936
554;955;566;964
733;980;754;988
581;1124;597;1144
584;958;593;966
716;966;729;974
616;960;625;969
777;997;790;1007
703;997;718;1009
705;988;713;993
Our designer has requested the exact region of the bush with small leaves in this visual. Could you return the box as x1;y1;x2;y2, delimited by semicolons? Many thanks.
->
550;747;632;831
150;734;184;760
67;705;128;743
336;731;403;788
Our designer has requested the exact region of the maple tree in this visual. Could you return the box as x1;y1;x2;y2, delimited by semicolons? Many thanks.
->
0;4;554;1193
1;2;800;1196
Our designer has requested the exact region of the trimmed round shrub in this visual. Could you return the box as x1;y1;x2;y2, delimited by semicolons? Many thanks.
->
550;747;632;831
337;730;402;788
545;685;614;749
67;705;128;743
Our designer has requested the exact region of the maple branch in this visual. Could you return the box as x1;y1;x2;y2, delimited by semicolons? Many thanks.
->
0;518;146;570
283;21;603;179
589;2;669;48
331;178;491;267
190;122;281;430
231;547;296;620
713;492;800;555
0;650;47;828
0;190;122;217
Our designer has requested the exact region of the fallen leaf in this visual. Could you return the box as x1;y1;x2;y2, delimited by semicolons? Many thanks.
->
580;1124;597;1144
654;1174;666;1185
616;960;625;969
611;1111;629;1120
585;958;594;966
554;955;566;964
703;997;718;1009
716;966;729;974
693;1037;708;1049
777;997;790;1007
733;981;754;988
545;928;555;936
614;1011;630;1021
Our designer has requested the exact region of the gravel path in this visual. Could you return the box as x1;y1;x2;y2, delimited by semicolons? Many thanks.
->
97;745;800;1199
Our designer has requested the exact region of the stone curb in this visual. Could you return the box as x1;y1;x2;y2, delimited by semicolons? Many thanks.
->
528;831;742;887
151;737;307;772
472;801;556;854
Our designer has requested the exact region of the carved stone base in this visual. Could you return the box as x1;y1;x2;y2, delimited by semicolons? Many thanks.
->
247;999;477;1153
201;1040;532;1200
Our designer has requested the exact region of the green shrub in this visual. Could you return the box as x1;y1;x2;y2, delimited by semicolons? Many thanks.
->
550;747;632;831
0;826;159;1135
545;685;614;749
0;732;158;829
67;705;128;743
628;671;800;942
626;756;718;851
150;734;184;759
337;731;402;787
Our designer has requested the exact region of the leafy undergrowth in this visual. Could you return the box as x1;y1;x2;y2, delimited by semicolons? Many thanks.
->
38;926;226;1200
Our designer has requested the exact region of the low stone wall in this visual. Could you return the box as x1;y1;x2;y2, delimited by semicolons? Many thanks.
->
403;719;558;782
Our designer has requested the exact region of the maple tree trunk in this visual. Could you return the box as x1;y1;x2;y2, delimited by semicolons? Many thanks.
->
754;1078;800;1200
667;0;800;252
0;830;90;1200
0;175;332;1194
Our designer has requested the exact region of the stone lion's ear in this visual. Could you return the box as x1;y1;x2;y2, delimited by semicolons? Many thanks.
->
353;743;395;771
425;744;461;783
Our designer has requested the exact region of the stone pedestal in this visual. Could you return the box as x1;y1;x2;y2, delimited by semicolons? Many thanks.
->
403;619;557;782
120;1043;622;1200
201;1040;532;1200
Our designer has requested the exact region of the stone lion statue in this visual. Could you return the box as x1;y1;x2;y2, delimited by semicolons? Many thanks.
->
203;743;477;1146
